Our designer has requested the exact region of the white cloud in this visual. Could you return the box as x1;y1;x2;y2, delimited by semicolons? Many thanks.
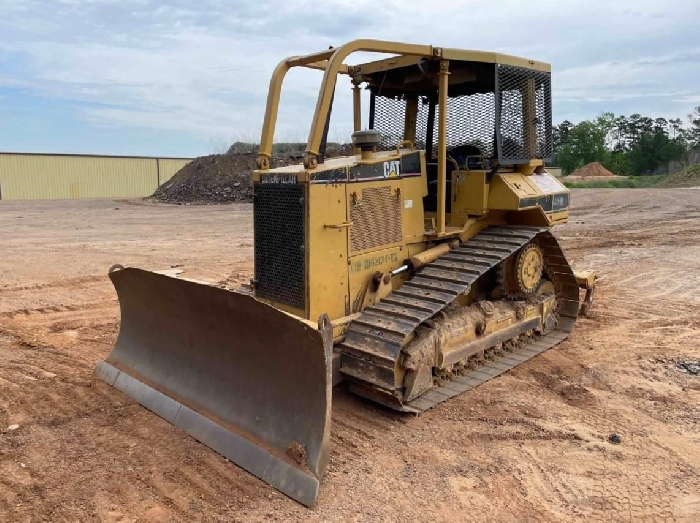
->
0;0;698;154
675;95;700;105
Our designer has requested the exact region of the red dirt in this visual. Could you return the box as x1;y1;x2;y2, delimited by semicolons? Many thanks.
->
570;162;618;178
0;189;699;522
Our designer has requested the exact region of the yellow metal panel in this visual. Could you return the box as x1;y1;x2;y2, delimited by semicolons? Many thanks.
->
348;245;404;313
521;172;567;195
575;270;597;290
0;154;158;200
157;158;193;184
307;182;350;321
549;210;569;224
348;183;403;254
451;171;489;221
357;48;551;74
400;176;427;244
358;55;424;75
488;173;540;211
439;48;551;72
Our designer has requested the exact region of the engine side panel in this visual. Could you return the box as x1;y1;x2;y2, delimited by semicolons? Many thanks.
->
308;182;350;321
488;171;569;216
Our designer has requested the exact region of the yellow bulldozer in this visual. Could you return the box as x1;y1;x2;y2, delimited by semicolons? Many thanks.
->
95;39;597;507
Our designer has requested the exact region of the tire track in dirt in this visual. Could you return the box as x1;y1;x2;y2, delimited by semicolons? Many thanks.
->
2;299;118;329
545;266;700;522
0;296;122;439
0;355;265;521
0;337;105;428
0;277;115;318
0;275;105;294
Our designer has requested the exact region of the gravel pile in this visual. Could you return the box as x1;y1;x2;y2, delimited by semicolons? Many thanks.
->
151;153;294;205
151;144;353;205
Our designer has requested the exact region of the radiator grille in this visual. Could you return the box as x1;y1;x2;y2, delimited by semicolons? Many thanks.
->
350;186;402;253
253;183;305;309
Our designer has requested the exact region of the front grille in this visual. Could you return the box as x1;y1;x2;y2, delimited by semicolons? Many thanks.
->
253;183;305;309
350;186;403;253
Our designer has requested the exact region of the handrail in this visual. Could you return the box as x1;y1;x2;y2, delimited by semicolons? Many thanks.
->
257;57;296;170
256;57;349;170
256;39;436;170
303;39;435;169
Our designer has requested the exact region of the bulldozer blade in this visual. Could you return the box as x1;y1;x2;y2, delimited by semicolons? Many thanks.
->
95;267;333;507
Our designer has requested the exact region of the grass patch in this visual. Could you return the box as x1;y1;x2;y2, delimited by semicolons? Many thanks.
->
562;175;664;189
656;164;700;188
562;164;700;189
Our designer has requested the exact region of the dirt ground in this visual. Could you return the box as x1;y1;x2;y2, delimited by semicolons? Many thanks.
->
0;189;698;522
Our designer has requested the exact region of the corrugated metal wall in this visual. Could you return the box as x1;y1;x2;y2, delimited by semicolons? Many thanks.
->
157;158;191;185
0;153;192;200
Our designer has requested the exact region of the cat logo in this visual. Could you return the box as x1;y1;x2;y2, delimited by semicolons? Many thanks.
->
383;160;400;178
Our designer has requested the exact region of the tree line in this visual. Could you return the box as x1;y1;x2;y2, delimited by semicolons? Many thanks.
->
553;106;700;176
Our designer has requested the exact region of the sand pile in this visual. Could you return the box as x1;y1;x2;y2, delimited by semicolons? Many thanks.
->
570;162;616;178
566;162;626;181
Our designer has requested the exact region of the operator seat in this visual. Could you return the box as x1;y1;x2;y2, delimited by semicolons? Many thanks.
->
446;144;485;171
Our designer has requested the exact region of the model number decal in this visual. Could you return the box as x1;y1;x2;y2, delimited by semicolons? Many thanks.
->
350;252;399;272
260;173;297;184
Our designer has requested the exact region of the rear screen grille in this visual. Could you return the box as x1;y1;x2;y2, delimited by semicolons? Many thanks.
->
253;183;305;309
496;65;553;164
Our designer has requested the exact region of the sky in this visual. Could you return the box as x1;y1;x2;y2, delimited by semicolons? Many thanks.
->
1;0;699;158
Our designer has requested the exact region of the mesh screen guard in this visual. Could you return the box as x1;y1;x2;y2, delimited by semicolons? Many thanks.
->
368;63;552;165
496;64;553;164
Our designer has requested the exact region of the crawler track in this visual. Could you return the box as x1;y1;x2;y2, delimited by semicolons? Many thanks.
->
338;225;581;412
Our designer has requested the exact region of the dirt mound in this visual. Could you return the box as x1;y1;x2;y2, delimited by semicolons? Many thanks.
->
152;144;354;205
569;162;617;178
151;153;295;205
565;162;627;183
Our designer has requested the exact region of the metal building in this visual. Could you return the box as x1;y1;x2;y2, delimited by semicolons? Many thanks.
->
0;152;192;200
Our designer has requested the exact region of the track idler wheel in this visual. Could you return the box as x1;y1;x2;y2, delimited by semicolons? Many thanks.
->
499;242;544;298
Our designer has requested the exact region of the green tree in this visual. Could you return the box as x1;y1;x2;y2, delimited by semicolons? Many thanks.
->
553;120;574;154
627;125;687;175
687;106;700;147
555;119;609;174
595;112;617;148
669;118;685;140
553;108;695;176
